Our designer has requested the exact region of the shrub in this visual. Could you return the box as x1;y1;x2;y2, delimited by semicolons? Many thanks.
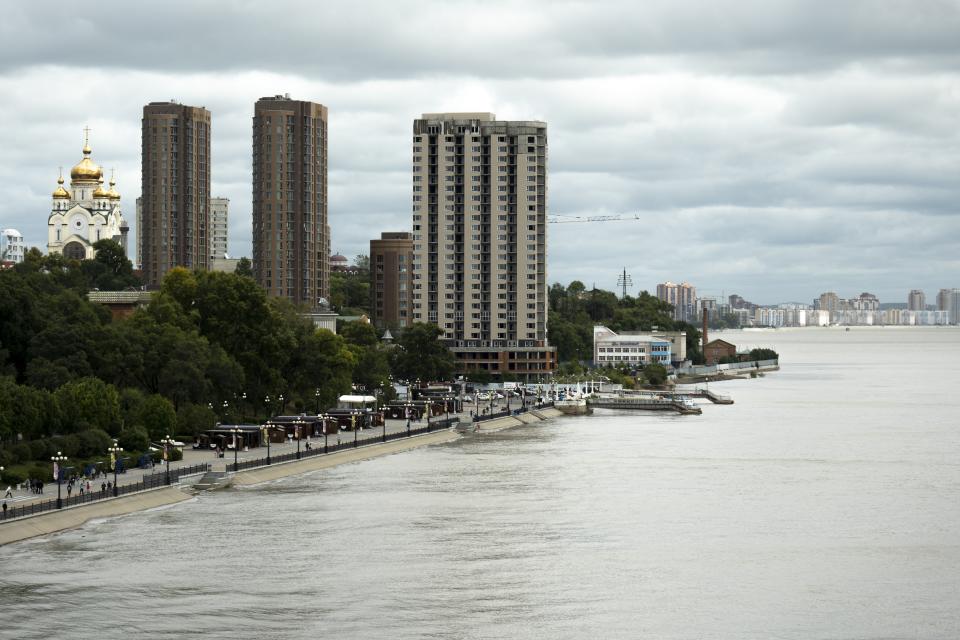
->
75;429;113;458
118;426;150;453
1;468;26;485
10;443;32;465
29;439;53;460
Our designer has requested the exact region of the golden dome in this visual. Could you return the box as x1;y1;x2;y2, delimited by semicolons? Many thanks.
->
52;175;70;199
70;135;102;183
92;176;110;198
107;174;121;200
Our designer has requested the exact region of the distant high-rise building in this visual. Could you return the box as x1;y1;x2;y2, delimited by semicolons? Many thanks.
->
948;289;960;325
815;291;841;312
141;101;211;286
937;288;952;313
210;197;229;260
252;94;329;307
370;232;413;329
411;112;555;380
135;197;143;270
657;281;697;322
907;289;926;311
1;228;25;264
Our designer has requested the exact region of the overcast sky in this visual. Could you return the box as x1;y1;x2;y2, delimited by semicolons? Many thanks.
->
2;0;959;304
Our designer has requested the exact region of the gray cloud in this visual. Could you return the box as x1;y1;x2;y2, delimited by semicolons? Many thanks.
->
1;1;959;304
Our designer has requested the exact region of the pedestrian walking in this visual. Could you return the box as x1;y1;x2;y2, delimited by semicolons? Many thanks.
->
101;482;106;494
67;484;72;497
79;485;84;496
107;481;112;492
3;486;12;499
86;481;91;493
2;501;6;517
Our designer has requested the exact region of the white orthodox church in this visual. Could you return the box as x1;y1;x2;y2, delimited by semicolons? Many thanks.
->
47;131;128;260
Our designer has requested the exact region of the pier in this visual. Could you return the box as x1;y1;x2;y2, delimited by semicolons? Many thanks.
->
587;396;703;415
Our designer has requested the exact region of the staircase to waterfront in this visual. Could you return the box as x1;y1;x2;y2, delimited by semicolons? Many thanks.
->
191;471;232;492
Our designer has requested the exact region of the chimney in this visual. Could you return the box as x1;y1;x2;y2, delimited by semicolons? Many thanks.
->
702;308;709;350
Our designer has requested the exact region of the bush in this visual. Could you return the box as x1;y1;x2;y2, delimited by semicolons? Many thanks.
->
643;363;669;385
0;448;12;467
118;426;150;452
10;442;32;465
748;348;779;361
167;447;183;462
76;429;113;458
29;439;53;460
1;468;26;486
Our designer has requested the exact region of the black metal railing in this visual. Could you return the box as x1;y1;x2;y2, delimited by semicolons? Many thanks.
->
230;417;462;472
1;462;211;523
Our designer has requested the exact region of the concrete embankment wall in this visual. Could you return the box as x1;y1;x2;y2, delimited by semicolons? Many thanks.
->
232;429;461;486
0;487;192;546
475;407;563;432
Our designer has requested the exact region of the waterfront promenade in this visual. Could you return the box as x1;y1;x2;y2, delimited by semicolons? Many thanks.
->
1;398;561;543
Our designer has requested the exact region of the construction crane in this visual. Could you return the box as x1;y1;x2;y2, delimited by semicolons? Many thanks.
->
547;213;642;224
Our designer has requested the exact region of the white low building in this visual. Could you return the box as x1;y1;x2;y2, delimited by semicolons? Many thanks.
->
593;325;672;366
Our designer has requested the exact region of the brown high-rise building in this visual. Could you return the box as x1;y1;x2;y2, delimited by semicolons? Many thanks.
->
141;101;211;286
252;94;329;307
370;232;413;329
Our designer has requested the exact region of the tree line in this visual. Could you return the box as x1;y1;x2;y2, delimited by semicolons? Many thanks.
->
0;242;453;485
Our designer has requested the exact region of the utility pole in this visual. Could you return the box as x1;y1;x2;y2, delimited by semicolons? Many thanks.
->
617;267;633;300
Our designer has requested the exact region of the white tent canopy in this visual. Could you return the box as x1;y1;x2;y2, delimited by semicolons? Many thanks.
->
338;395;377;404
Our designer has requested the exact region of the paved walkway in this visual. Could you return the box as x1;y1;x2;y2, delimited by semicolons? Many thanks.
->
1;400;519;509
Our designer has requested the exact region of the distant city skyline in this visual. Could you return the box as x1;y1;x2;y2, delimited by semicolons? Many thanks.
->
2;1;959;303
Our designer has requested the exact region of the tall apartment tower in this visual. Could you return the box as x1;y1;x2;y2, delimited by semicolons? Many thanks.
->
370;232;413;329
907;289;926;311
936;288;952;313
141;101;211;286
210;197;229;259
411;113;555;380
657;281;697;322
252;95;329;307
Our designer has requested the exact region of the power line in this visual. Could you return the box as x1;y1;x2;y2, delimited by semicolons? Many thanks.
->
617;267;633;299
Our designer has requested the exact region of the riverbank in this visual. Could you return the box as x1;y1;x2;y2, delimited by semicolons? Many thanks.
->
232;428;461;486
2;409;566;545
0;486;192;546
475;407;563;432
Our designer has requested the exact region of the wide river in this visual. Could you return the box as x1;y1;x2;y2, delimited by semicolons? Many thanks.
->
3;327;960;639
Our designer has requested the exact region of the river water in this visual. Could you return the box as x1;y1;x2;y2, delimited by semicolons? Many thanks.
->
3;327;959;639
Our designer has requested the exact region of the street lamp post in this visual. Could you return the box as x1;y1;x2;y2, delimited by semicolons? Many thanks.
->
279;393;285;415
352;411;358;448
231;426;242;471
265;421;272;465
315;389;320;415
222;400;229;424
296;419;302;459
265;395;271;421
51;451;67;509
108;440;122;497
160;435;174;485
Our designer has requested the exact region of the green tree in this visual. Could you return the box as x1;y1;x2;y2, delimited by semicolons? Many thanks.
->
390;323;455;382
176;403;217;438
642;363;668;385
53;377;121;435
234;257;253;278
118;425;149;452
137;394;177;441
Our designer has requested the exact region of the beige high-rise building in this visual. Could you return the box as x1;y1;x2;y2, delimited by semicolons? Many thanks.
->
252;95;329;307
141;101;211;286
657;281;697;322
411;113;555;380
210;197;229;259
907;289;926;311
